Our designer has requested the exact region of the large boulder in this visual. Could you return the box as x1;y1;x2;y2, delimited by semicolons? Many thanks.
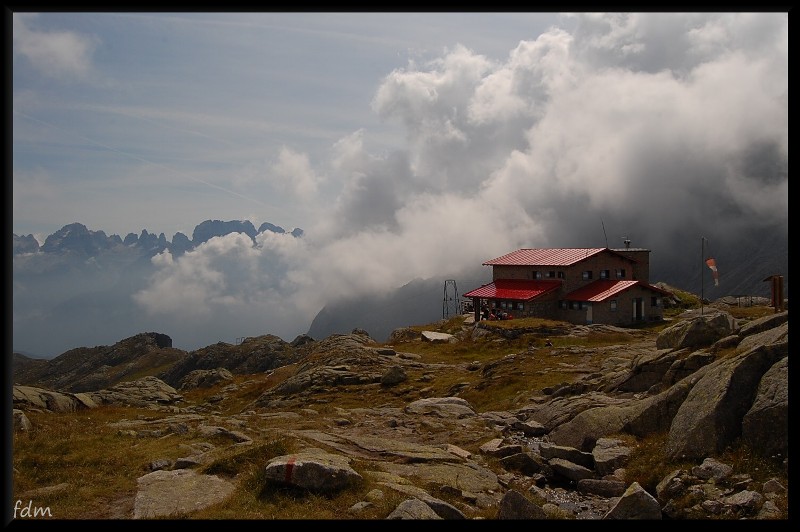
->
12;385;93;412
736;311;788;339
656;312;736;350
86;376;183;407
497;489;547;519
404;397;476;418
547;370;705;450
665;340;788;461
741;357;788;459
386;498;443;519
264;448;362;493
603;482;662;519
735;321;788;354
610;350;680;393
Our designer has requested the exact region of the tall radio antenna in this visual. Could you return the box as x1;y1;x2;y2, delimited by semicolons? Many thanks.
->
601;219;609;248
442;280;460;319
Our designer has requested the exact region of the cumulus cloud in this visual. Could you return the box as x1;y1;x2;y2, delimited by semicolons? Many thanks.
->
133;231;312;345
270;146;323;200
134;12;787;346
13;13;98;81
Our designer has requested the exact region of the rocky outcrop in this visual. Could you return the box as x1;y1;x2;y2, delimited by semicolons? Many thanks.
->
736;311;788;339
14;376;182;411
178;368;234;390
85;376;183;407
656;311;736;350
158;334;301;387
13;385;95;412
735;321;788;354
254;333;411;401
741;357;788;459
665;340;788;460
13;332;184;393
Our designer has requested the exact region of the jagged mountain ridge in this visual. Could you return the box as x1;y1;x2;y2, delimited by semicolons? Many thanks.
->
14;219;304;258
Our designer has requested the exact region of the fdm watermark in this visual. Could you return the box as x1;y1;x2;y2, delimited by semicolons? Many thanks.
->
13;500;52;519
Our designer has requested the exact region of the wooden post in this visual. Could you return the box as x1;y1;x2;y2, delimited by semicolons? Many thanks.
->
764;274;785;313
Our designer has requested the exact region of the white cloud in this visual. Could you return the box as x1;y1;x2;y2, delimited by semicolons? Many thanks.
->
271;147;323;200
13;14;98;82
205;12;787;331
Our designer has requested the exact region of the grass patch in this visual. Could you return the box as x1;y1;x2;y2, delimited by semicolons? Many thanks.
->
191;456;409;519
12;406;201;518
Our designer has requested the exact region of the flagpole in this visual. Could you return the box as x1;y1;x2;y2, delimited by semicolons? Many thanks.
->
701;236;704;316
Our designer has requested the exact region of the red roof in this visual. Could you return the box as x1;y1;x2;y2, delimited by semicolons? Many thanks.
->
484;248;609;266
565;280;673;301
463;279;562;300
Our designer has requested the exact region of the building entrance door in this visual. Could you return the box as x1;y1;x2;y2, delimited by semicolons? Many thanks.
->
632;298;643;321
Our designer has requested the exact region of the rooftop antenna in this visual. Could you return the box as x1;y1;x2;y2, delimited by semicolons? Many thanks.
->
601;219;609;248
622;236;631;249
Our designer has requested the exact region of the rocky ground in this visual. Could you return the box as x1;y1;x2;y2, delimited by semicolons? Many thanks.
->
11;308;789;520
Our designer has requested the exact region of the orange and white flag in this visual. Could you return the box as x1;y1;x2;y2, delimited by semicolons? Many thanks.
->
705;258;719;286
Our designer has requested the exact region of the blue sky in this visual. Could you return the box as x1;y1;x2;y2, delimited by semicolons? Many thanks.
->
12;12;789;353
13;12;568;239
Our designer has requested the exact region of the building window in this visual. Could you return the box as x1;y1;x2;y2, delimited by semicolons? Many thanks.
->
533;271;542;279
557;271;565;279
582;271;593;280
559;300;567;309
651;296;661;307
610;299;618;311
615;268;626;279
517;302;524;311
600;269;610;279
547;271;556;278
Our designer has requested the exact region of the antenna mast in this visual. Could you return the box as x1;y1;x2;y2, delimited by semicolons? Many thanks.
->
601;219;608;248
442;280;460;319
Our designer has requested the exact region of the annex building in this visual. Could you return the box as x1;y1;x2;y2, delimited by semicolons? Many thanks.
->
462;246;673;326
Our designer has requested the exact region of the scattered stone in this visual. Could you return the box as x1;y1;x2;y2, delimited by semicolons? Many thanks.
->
497;489;547;519
133;469;235;519
386;498;442;519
